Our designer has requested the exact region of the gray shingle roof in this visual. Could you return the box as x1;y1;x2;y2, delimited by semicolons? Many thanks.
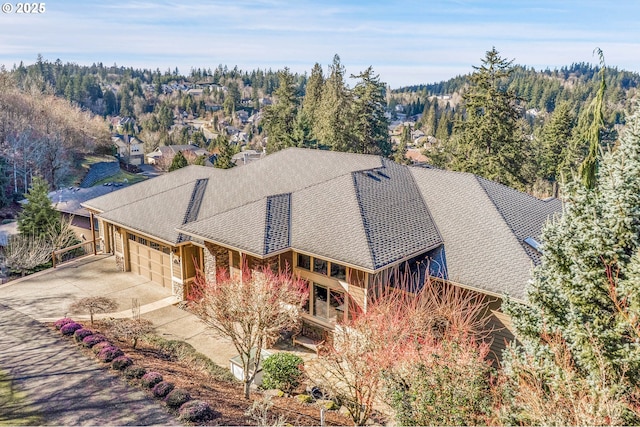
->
409;167;560;300
476;176;562;265
86;148;563;299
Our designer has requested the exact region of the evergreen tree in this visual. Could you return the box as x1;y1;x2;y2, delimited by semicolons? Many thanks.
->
394;125;411;164
213;137;236;169
505;104;640;391
302;62;324;139
538;102;575;187
448;47;527;189
316;55;352;152
351;66;391;156
17;176;60;239
262;68;298;154
168;151;188;171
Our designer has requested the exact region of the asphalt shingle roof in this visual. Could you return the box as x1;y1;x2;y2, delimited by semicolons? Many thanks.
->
85;147;563;299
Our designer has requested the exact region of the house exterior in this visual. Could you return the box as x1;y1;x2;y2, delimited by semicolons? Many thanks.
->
82;148;561;357
146;144;209;168
113;135;145;166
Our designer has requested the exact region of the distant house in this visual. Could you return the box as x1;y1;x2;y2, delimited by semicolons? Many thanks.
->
113;135;145;166
236;110;249;124
146;144;210;169
231;149;265;166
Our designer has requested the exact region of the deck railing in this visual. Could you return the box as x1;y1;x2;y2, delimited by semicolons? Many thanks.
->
52;238;103;268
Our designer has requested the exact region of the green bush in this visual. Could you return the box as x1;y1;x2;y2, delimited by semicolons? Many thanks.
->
262;352;304;393
124;366;147;379
165;388;191;409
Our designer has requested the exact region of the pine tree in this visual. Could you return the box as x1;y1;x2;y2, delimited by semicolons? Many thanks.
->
539;101;575;185
447;48;528;189
351;66;391;156
505;103;640;389
316;55;352;152
394;125;411;164
168;151;188;171
213;137;236;169
302;62;324;139
263;68;298;154
17;175;60;239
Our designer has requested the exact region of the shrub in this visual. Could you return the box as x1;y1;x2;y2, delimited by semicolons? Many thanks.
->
98;346;124;363
262;352;304;393
178;400;219;423
296;394;312;404
165;388;191;409
141;372;163;388
111;356;133;371
107;318;154;349
152;381;175;398
60;322;83;336
91;341;112;354
124;366;147;379
73;328;93;342
82;334;107;348
54;318;74;329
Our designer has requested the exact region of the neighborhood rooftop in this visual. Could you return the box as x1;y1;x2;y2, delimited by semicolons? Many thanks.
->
83;148;562;300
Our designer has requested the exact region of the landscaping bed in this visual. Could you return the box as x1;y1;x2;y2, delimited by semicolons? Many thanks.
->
50;319;350;426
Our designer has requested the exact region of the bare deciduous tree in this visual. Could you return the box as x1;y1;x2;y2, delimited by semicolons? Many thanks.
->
1;234;53;277
192;267;307;399
68;296;118;326
107;318;154;349
309;279;491;426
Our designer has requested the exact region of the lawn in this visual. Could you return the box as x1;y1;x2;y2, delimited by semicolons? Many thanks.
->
92;170;147;186
0;370;42;426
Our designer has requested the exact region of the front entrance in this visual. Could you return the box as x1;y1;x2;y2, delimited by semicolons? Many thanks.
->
128;235;172;287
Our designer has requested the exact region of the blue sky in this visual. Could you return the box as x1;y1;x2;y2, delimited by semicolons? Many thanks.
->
1;0;638;88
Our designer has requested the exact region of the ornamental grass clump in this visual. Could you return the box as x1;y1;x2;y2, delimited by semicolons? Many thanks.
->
73;328;93;343
98;346;124;363
152;381;175;398
60;322;82;336
124;366;147;379
178;400;219;423
141;372;163;388
111;356;133;371
165;388;191;409
83;334;107;348
54;318;74;330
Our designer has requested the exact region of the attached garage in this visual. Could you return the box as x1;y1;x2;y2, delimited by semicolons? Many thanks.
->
127;233;172;287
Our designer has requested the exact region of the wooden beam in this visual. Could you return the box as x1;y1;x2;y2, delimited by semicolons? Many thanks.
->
90;212;97;255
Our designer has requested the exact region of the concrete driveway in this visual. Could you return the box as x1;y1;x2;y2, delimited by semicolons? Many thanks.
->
0;254;239;367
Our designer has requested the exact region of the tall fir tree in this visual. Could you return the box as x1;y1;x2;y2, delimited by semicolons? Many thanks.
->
440;48;529;189
17;175;60;239
263;68;298;154
302;62;324;140
538;101;575;189
351;66;391;156
213;136;236;169
316;54;352;152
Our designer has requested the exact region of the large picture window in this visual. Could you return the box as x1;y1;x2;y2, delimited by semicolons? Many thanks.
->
312;283;344;324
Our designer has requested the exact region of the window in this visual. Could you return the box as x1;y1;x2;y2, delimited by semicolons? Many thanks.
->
312;283;344;324
330;262;346;280
128;233;135;241
313;258;327;275
150;242;160;251
137;236;147;246
297;253;311;270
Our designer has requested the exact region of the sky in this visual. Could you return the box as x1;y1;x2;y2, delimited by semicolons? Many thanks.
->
1;0;639;88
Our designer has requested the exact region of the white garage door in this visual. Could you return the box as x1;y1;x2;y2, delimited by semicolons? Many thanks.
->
128;238;172;287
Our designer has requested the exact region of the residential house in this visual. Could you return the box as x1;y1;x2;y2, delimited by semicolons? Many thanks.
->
146;144;210;168
82;148;561;358
113;135;145;166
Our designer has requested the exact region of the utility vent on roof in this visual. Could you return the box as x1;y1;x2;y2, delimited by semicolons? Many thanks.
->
524;237;542;253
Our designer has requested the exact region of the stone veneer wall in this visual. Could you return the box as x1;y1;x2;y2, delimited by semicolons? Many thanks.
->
114;228;125;272
204;242;230;283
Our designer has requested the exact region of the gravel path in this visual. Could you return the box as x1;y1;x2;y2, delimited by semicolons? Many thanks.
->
0;303;177;426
